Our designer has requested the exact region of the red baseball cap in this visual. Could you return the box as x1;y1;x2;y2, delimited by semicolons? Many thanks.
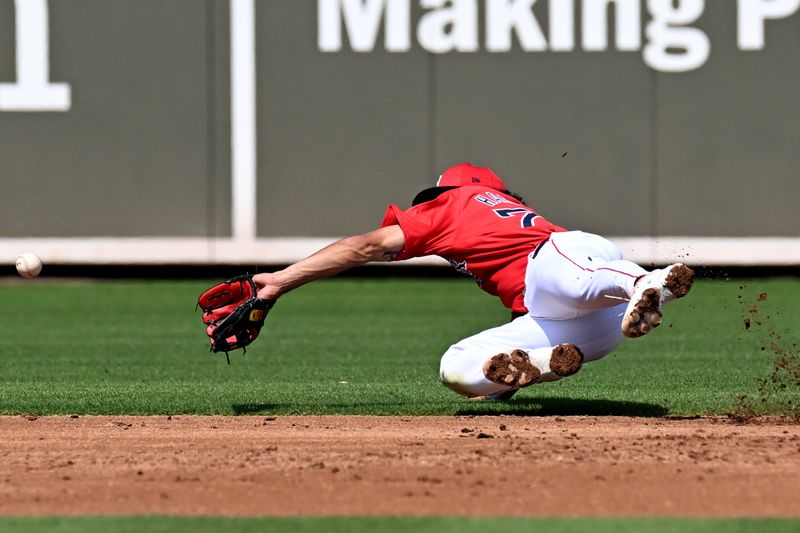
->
437;162;506;191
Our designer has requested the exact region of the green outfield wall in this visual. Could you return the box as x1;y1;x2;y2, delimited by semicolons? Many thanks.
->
1;0;798;265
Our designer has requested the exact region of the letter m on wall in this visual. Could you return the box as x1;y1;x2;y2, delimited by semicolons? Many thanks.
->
318;0;411;52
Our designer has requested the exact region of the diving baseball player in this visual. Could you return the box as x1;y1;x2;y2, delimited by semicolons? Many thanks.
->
201;163;694;399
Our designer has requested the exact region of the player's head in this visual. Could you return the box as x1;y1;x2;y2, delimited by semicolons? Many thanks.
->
437;162;506;191
413;162;522;206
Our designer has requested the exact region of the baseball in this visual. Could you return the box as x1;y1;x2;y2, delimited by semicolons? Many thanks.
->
16;252;43;278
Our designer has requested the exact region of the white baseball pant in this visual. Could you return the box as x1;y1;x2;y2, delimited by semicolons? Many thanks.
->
439;230;647;398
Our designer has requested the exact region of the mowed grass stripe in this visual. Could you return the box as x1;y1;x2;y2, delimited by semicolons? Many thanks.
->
0;516;798;533
0;277;797;416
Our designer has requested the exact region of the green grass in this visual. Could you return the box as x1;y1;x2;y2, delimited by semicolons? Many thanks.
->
0;276;797;416
0;516;797;533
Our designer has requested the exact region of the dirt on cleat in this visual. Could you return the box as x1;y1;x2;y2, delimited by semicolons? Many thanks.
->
483;349;540;388
664;264;695;299
549;344;584;377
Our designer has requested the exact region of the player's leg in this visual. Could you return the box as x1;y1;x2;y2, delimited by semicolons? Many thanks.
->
526;231;694;336
439;306;624;398
524;231;646;320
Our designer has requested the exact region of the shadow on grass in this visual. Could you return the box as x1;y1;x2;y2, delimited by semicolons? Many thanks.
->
232;403;283;414
232;397;668;417
454;397;668;417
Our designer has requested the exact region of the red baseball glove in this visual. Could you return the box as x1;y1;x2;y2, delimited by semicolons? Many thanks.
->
197;274;275;362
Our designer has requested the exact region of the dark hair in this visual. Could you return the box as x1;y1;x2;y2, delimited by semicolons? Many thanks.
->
502;189;527;206
413;186;528;207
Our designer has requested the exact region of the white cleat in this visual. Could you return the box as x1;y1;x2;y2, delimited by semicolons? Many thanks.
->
622;263;695;338
482;344;584;389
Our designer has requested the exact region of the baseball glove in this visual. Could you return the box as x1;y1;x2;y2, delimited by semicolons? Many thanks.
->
197;274;275;362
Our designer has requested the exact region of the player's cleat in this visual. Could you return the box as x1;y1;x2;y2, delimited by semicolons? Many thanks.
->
621;263;695;338
483;344;584;389
483;350;539;388
546;343;585;377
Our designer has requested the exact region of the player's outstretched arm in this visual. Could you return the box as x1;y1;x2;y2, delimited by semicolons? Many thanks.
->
253;225;405;301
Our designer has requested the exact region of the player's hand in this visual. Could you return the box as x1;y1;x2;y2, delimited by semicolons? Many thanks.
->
253;272;282;301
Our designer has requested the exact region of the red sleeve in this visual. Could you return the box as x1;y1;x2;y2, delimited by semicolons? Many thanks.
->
380;195;459;260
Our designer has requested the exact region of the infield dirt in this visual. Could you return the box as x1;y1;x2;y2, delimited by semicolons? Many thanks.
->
1;415;798;517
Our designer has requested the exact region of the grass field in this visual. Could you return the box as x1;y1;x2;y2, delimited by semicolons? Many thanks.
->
0;276;797;417
1;516;798;533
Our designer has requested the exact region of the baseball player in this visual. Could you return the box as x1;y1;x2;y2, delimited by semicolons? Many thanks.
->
206;163;694;400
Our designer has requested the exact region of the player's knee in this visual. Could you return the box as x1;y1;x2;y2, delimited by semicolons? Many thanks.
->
438;347;459;386
438;346;475;397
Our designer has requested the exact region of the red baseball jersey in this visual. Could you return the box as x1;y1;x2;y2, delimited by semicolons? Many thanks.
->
381;186;567;313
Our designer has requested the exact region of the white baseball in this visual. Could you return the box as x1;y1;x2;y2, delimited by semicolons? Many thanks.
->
16;252;43;279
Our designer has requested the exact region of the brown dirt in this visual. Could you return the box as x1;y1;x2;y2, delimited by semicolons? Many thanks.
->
1;415;799;517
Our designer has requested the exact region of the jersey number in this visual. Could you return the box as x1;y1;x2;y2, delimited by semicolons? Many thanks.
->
493;208;540;228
